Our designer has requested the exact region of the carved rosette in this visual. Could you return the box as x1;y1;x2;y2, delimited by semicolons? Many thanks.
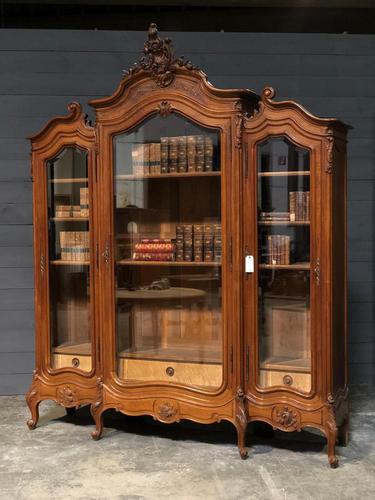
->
272;405;301;432
154;400;180;423
124;23;198;88
157;101;173;117
57;385;78;407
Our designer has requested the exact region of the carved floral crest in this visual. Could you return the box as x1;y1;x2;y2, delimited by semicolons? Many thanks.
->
272;405;301;431
154;400;180;423
124;23;198;87
57;385;78;407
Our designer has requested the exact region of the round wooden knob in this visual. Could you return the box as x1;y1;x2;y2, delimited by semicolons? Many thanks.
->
166;366;174;377
72;357;80;368
283;375;293;386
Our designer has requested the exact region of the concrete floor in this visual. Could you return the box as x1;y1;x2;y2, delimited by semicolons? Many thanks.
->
0;386;374;499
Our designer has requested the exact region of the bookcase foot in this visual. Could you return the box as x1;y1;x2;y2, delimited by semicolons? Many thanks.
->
25;381;41;430
326;426;339;468
90;404;104;441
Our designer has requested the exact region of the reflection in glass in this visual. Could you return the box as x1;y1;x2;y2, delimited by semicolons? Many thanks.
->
257;137;311;393
47;147;92;372
113;113;223;390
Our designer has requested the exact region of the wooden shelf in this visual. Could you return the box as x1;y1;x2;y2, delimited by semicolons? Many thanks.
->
261;356;311;374
54;342;91;356
119;344;221;364
50;217;89;222
116;171;221;180
49;178;88;184
258;221;310;226
117;259;221;267
50;260;89;266
258;171;310;177
259;262;310;270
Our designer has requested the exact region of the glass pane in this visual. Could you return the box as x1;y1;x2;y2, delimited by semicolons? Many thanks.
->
114;113;222;391
257;137;311;393
47;147;92;372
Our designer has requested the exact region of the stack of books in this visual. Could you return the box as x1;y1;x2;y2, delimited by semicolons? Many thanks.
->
80;187;89;218
132;135;215;175
175;223;222;262
259;212;290;222
132;239;175;262
131;143;161;175
289;191;310;221
55;205;81;218
60;231;90;262
266;235;290;265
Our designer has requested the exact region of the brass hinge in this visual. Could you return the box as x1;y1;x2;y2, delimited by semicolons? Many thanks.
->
243;142;249;179
103;240;110;265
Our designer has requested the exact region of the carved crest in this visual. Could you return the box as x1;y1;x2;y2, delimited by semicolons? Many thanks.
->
124;23;198;87
157;101;173;117
154;400;180;423
57;385;78;407
272;405;301;431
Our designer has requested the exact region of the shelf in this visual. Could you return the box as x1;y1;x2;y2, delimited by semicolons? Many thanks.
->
258;171;310;177
259;262;310;270
54;342;91;356
116;171;221;180
119;344;221;364
258;221;310;226
261;356;311;374
50;217;89;222
49;178;88;184
117;259;221;267
50;260;89;266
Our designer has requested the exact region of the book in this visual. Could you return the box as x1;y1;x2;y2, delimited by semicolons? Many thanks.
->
161;137;169;173
178;136;187;172
59;231;89;262
289;191;310;221
134;242;175;253
133;252;175;261
204;136;214;171
80;187;89;217
266;235;290;265
187;136;197;171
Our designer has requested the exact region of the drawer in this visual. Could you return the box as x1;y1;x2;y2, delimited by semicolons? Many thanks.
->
119;358;222;389
259;369;311;393
52;353;92;372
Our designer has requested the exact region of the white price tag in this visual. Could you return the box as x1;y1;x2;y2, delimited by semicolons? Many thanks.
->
245;255;254;273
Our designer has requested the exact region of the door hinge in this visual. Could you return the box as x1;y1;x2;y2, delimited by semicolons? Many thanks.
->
244;142;249;179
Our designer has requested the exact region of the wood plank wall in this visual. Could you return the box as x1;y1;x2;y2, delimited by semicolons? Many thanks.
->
0;29;373;394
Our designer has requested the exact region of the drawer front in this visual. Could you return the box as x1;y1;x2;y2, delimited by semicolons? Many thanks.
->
259;369;311;393
119;358;222;389
52;353;92;372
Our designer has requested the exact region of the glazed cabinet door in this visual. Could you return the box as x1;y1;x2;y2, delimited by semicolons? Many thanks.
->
38;143;96;376
244;130;322;400
105;111;228;393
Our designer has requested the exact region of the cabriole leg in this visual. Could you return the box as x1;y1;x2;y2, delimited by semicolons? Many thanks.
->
235;388;249;459
90;403;104;441
25;390;41;430
326;425;339;468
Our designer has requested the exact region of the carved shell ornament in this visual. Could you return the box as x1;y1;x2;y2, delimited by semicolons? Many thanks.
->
272;405;301;431
124;23;199;87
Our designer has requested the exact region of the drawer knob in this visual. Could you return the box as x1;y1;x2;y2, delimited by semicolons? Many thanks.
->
72;357;80;368
283;375;293;386
166;366;174;377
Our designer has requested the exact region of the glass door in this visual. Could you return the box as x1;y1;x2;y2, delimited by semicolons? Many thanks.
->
256;137;311;393
113;113;223;391
47;146;92;372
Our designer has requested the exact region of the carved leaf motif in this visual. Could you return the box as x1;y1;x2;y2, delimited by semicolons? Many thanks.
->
157;101;173;117
57;385;78;407
326;133;334;174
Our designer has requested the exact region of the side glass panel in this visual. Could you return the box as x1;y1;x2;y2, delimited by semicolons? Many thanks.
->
47;147;92;372
257;137;311;393
113;113;223;391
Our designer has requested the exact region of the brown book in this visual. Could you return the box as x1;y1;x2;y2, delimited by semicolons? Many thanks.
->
134;243;175;253
187;136;197;171
289;192;296;221
80;188;89;217
305;191;310;222
178;136;187;172
160;137;169;173
154;143;161;174
133;252;174;261
204;136;214;171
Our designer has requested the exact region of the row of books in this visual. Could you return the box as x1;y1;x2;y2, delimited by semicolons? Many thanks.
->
132;239;175;262
60;231;90;262
55;188;89;219
266;235;290;265
176;223;221;262
258;191;310;223
289;191;310;222
131;135;215;175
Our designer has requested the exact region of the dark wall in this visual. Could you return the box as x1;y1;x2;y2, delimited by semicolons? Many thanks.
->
0;29;374;394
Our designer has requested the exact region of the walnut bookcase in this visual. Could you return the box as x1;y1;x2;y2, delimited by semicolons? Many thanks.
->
26;24;349;467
